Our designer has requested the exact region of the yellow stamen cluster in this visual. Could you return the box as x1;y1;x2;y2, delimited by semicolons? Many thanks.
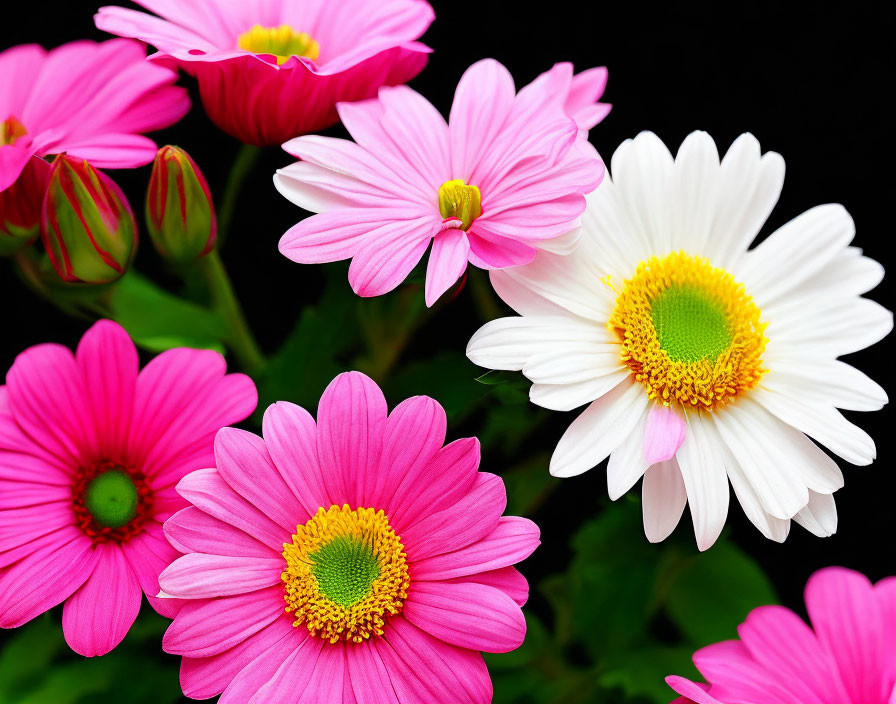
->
282;505;409;644
608;251;767;410
438;179;482;230
238;24;320;65
1;116;27;146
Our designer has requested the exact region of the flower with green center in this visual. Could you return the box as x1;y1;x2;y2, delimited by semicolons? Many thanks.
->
469;130;891;551
83;470;139;528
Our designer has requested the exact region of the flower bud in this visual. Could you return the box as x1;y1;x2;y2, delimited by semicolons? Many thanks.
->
41;155;137;284
0;156;51;255
146;146;216;263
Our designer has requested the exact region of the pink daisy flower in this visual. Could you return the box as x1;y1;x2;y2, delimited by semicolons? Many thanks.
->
0;39;189;192
667;567;896;704
158;371;540;702
276;59;608;307
0;321;257;656
95;0;434;146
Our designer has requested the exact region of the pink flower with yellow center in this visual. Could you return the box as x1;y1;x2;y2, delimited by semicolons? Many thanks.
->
0;321;256;656
158;371;540;702
667;567;896;704
95;0;434;146
0;39;189;192
276;59;608;307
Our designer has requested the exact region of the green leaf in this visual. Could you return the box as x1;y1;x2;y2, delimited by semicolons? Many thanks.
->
0;615;66;698
664;539;777;645
109;271;227;353
597;646;698;703
386;351;490;422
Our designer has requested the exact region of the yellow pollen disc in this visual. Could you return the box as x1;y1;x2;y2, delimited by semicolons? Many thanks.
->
1;116;27;146
282;505;410;644
238;24;320;64
608;251;768;410
438;179;482;230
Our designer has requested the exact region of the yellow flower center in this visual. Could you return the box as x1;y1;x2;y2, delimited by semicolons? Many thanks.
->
438;179;482;230
282;505;409;644
608;251;767;410
1;116;27;146
238;25;320;65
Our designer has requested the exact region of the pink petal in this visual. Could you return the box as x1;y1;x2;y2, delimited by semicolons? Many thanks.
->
175;468;290;550
253;638;343;703
424;228;471;307
62;543;142;656
215;427;303;533
565;66;610;130
694;640;806;703
411;516;540;581
262;402;331;520
448;566;530;607
122;521;187;618
164;507;276;559
348;217;436;298
346;638;401;704
805;567;889;704
665;677;723;704
388;436;479;534
643;404;687;465
178;617;297;700
0;501;75;552
218;632;319;704
0;390;73;477
466;227;537;270
75;320;138;459
376;617;492;704
163;585;283;657
401;472;506;561
316;372;388;508
0;143;37;192
404;581;525;653
0;530;98;627
0;478;68;509
159;552;283;599
366;395;446;514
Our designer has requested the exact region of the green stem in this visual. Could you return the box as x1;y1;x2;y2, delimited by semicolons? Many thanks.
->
12;249;103;319
216;144;262;248
198;250;266;373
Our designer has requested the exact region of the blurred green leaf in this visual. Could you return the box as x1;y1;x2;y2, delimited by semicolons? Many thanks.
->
386;351;490;422
109;271;226;353
597;646;698;703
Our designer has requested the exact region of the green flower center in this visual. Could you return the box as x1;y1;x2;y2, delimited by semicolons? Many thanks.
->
650;284;733;363
310;535;381;608
84;470;138;528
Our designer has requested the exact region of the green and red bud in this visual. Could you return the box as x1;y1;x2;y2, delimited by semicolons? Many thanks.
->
41;155;137;284
146;146;217;263
0;156;51;255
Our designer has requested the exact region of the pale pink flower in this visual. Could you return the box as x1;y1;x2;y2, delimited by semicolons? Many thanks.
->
667;567;896;704
95;0;434;146
276;59;607;306
159;371;540;702
0;39;189;192
0;321;256;656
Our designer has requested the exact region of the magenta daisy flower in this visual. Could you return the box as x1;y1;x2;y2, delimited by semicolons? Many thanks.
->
0;321;256;656
95;0;434;146
276;59;607;306
159;371;540;702
0;39;189;192
668;567;896;704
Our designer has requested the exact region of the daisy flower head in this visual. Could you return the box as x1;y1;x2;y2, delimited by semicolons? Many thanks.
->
158;372;540;703
0;321;257;656
667;567;896;704
0;39;189;192
95;0;434;146
467;131;891;550
276;59;608;307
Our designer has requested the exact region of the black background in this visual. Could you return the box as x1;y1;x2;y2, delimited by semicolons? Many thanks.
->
2;0;894;646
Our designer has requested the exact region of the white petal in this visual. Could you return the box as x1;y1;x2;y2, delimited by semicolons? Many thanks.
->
550;380;648;478
670;131;721;255
642;458;688;543
523;350;622;385
675;414;729;551
711;401;809;519
724;447;791;543
581;177;644;277
793;491;838;537
534;225;582;255
529;371;630;412
761;360;888;412
752;387;876;466
489;269;573;317
606;403;650;500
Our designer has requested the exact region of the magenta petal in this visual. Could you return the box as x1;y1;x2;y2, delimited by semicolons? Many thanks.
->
163;585;283;657
404;581;526;653
346;639;401;704
424;228;471;307
62;543;141;656
122;522;187;618
411;516;540;581
218;632;319;704
316;372;388;508
253;638;342;703
376;617;492;704
665;677;724;704
448;566;530;607
164;507;275;559
159;552;283;599
348;217;435;298
643;404;687;465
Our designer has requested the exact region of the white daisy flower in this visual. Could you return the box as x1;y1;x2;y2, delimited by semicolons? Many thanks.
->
467;131;892;550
